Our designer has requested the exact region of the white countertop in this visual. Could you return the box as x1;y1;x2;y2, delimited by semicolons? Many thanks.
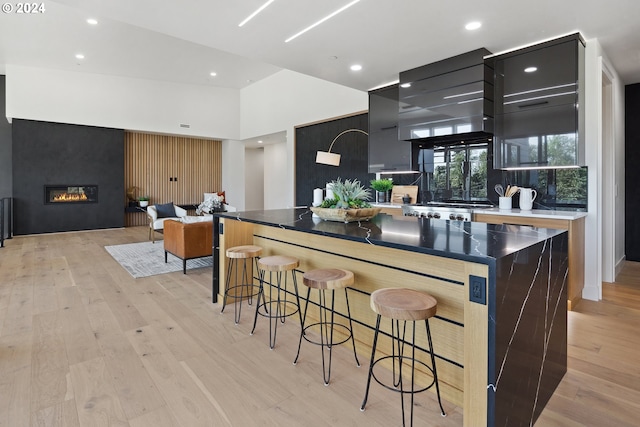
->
475;208;587;221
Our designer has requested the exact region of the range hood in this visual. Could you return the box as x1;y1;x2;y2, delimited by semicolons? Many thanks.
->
398;48;494;147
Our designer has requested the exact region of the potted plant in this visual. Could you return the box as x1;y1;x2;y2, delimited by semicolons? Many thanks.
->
312;178;380;222
138;196;150;208
370;178;394;203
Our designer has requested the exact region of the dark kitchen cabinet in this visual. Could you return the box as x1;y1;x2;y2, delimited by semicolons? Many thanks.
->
398;48;493;145
492;33;585;169
368;84;412;172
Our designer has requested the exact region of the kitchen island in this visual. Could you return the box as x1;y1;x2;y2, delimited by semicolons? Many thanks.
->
212;208;569;427
474;208;586;310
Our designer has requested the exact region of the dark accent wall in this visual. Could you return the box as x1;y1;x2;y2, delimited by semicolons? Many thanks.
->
0;76;11;198
295;113;374;206
626;83;640;261
12;119;125;235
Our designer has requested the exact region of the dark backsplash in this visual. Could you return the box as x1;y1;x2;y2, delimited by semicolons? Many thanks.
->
504;167;587;210
384;164;587;211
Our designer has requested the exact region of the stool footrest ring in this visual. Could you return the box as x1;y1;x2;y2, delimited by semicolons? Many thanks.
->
224;284;261;300
370;355;436;395
301;322;352;347
255;300;300;319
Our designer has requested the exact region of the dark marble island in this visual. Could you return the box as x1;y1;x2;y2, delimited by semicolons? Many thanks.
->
212;208;568;427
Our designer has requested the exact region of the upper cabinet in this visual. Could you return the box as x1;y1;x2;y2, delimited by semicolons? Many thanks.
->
397;48;494;146
491;33;585;169
368;84;413;173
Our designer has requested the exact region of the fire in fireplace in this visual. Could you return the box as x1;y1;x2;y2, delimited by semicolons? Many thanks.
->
45;185;98;204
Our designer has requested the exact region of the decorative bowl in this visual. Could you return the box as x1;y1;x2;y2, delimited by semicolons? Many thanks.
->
311;207;381;223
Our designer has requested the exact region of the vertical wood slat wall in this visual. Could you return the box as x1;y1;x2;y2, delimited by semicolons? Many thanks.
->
124;131;222;226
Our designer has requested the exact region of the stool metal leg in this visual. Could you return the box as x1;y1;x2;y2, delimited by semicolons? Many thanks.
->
250;269;266;336
293;287;312;365
360;315;446;425
221;257;259;324
426;319;446;416
294;286;359;385
344;288;361;368
360;314;382;411
251;268;301;349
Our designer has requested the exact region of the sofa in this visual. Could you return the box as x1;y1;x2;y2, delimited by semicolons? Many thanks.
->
163;217;213;274
147;203;188;242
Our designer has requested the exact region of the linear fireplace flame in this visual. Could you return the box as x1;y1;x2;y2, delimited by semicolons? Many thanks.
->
54;192;88;202
45;186;98;204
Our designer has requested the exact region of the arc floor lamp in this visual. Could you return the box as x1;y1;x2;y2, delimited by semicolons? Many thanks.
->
316;128;369;166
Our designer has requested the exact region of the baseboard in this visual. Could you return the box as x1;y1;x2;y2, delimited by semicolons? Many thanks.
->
615;255;626;280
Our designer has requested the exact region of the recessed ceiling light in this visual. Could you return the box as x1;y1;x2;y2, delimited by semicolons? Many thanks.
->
524;66;538;73
400;83;411;88
239;0;275;27
465;21;482;31
285;0;361;43
210;72;217;77
86;18;98;25
258;140;263;144
75;54;85;60
350;64;362;71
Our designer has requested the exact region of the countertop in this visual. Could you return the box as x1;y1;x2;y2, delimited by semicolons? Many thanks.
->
476;208;587;220
215;208;566;264
370;202;403;209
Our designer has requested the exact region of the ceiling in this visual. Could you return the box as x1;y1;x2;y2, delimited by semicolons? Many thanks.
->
1;0;639;94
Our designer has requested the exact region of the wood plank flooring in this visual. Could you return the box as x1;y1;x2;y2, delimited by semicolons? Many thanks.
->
0;227;639;426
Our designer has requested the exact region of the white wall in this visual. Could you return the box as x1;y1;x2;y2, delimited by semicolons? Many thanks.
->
583;39;626;301
244;147;265;210
240;69;368;208
263;142;288;209
222;140;245;211
5;64;240;140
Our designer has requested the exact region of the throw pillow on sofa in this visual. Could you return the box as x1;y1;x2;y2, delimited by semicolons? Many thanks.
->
156;202;176;218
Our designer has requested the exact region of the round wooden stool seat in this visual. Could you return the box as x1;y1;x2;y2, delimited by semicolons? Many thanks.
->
370;288;437;321
226;245;262;259
258;255;299;272
303;268;354;290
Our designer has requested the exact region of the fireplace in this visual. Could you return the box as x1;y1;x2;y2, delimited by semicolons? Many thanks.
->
45;185;98;204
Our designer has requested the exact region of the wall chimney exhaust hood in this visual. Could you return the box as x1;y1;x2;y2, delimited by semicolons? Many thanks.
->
398;48;494;147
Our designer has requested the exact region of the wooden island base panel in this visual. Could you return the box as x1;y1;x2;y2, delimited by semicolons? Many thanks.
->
212;209;570;427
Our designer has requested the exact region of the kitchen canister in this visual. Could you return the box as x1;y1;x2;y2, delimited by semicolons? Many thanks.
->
519;188;537;210
498;196;512;210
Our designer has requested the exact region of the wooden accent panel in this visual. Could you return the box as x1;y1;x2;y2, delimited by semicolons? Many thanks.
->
474;213;585;310
377;207;403;216
124;132;222;226
463;262;489;427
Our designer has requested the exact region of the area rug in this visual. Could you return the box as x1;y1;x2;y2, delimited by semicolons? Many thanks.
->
104;241;213;278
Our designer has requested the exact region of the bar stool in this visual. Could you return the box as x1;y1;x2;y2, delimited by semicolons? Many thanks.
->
293;268;360;385
251;255;302;349
221;245;262;324
360;288;445;426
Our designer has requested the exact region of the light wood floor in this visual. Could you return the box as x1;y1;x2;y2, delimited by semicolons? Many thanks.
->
0;227;638;426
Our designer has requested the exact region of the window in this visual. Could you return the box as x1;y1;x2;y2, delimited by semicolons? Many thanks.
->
431;143;488;200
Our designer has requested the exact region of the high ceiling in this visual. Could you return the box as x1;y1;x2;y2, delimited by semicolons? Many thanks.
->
1;0;639;92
